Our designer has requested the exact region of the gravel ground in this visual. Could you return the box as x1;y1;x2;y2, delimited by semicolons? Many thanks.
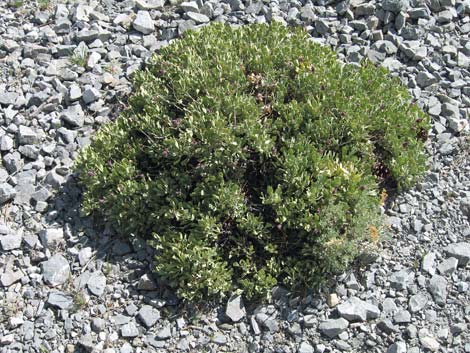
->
0;0;469;352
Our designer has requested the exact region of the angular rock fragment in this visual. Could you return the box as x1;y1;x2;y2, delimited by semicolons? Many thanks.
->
87;271;106;296
409;292;428;313
444;242;470;266
318;318;349;338
121;322;140;337
42;254;71;287
47;292;74;310
133;11;155;34
0;233;22;251
39;228;64;249
0;183;16;205
137;305;160;328
226;295;246;322
428;275;447;305
337;297;380;322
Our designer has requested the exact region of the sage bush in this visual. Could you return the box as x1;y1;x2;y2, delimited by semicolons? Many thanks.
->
75;23;429;300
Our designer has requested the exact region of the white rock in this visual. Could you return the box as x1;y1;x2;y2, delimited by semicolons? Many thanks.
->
9;317;24;328
0;233;22;251
0;135;14;151
135;0;165;9
87;271;107;296
0;183;16;204
444;242;470;266
42;254;71;287
82;87;101;104
419;335;440;351
87;52;101;69
0;334;15;345
78;247;93;266
181;1;199;12
39;228;64;249
225;295;246;322
133;11;155;34
337;297;381;322
319;318;349;338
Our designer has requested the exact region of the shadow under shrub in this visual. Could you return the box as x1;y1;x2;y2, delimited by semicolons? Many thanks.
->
75;23;429;301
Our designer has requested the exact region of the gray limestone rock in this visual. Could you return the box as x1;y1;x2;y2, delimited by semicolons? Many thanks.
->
389;269;414;290
409;7;431;19
211;333;227;345
180;1;199;12
186;11;210;23
73;4;93;21
39;228;64;249
381;298;398;314
137;305;160;328
441;103;460;119
92;318;106;332
303;314;316;328
382;0;409;12
0;234;22;251
437;257;458;275
82;87;101;104
437;10;454;23
87;52;101;69
137;273;157;290
0;91;19;106
422;252;436;275
112;314;131;326
47;292;74;310
0;184;16;204
300;4;316;22
450;323;467;336
1;270;24;287
17;126;38;145
78;334;95;353
444;242;470;266
377;319;399;334
155;325;171;340
419;331;440;352
409;292;428;313
133;11;155;34
78;247;93;267
0;135;14;151
355;3;376;16
428;275;447;305
226;295;246;322
18;145;39;160
178;20;196;35
61;104;85;128
68;85;82;102
416;72;437;88
400;41;427;60
136;0;165;9
394;310;411;323
298;342;314;353
382;58;403;71
87;271;106;296
372;40;398;55
42;254;71;287
337;297;380;322
45;171;65;190
387;342;407;353
121;322;140;337
126;303;138;316
318;318;349;338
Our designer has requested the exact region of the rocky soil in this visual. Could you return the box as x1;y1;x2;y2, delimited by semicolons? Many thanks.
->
0;0;469;352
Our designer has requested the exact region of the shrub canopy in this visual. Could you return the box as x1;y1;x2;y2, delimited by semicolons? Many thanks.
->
76;23;429;300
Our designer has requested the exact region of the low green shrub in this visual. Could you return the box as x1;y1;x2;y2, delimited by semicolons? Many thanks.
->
75;23;429;301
